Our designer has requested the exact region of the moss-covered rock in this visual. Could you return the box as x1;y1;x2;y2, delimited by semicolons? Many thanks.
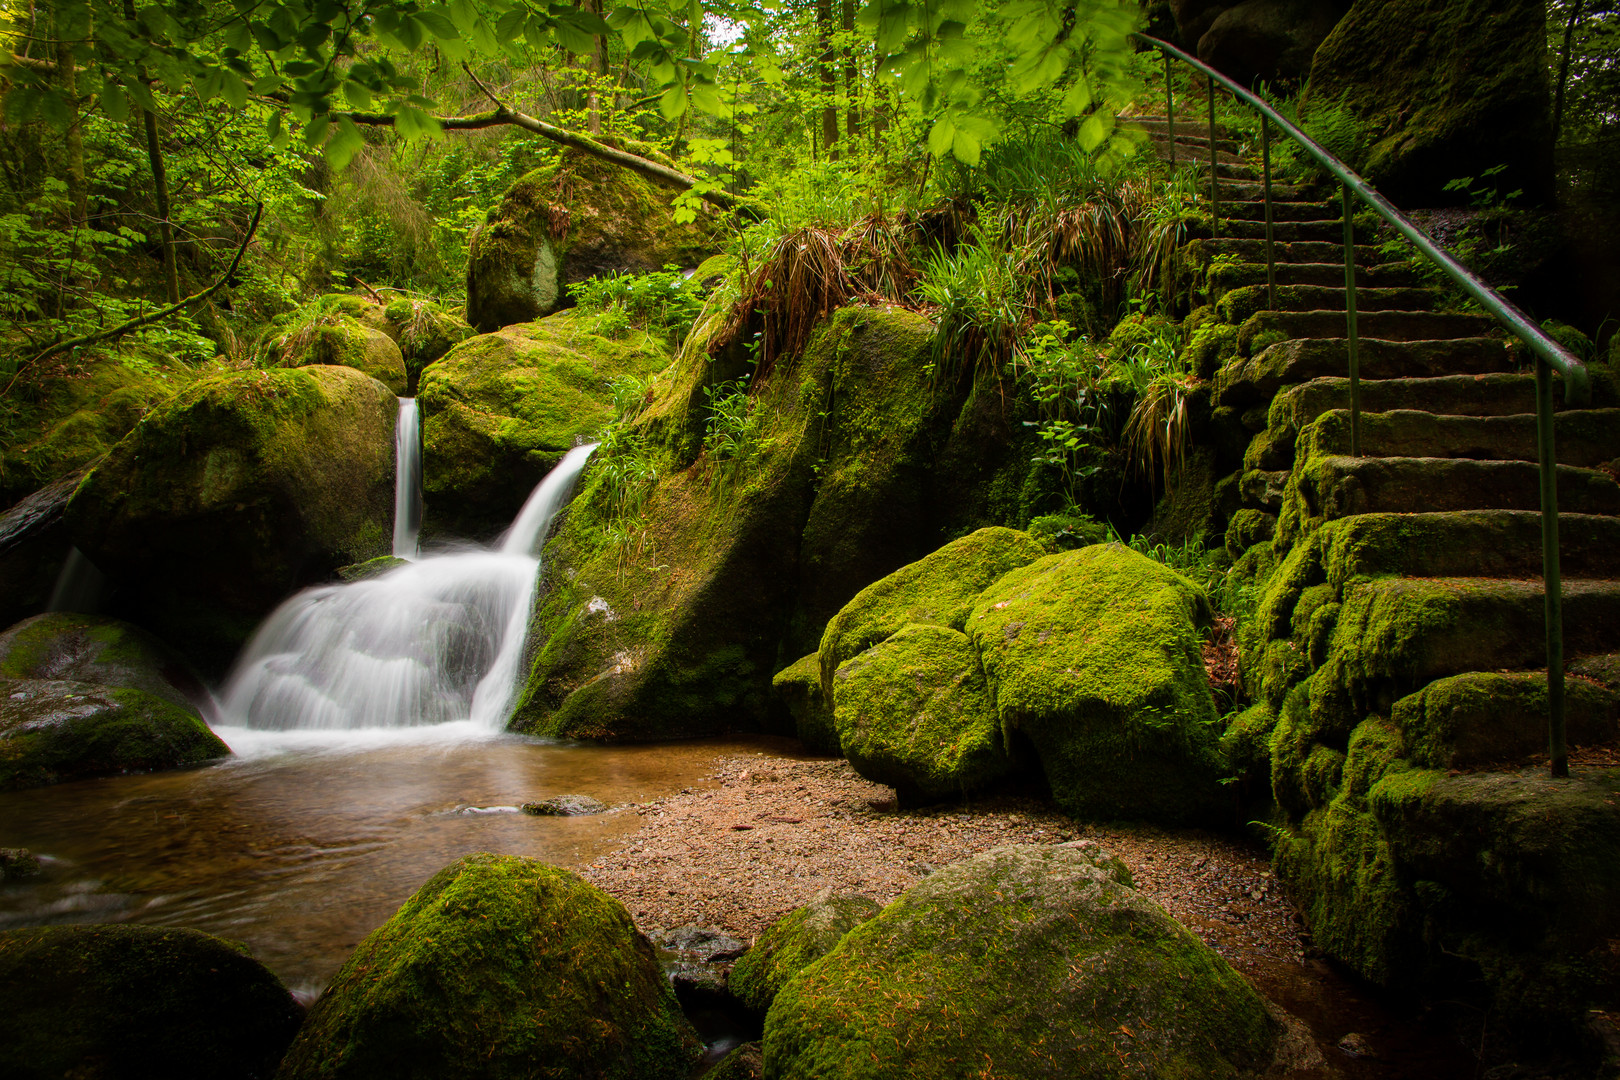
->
64;366;396;671
817;526;1047;698
762;843;1279;1079
382;297;475;385
771;652;838;754
1391;671;1619;769
0;677;228;790
276;853;701;1080
967;544;1225;823
1303;0;1553;204
0;924;302;1080
729;891;881;1015
288;317;408;396
416;310;672;540
464;151;715;332
269;294;472;395
0;612;212;716
831;624;1009;803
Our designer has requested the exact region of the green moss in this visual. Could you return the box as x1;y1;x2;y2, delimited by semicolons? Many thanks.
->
762;844;1279;1079
1105;311;1177;363
771;653;838;754
967;544;1224;824
276;853;701;1080
1391;671;1618;769
0;613;209;715
0;924;302;1080
0;679;228;791
729;892;881;1015
1026;513;1108;550
1341;716;1408;801
1223;508;1276;558
1219;701;1277;787
817;526;1047;699
831;624;1010;803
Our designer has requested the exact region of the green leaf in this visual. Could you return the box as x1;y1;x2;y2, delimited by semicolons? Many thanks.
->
659;83;686;120
395;104;443;139
554;19;596;54
220;74;249;110
689;81;722;114
1078;113;1107;153
342;80;373;110
98;75;129;121
416;9;458;38
252;74;283;95
951;126;982;165
304;113;331;146
223;18;253;54
927;115;955;157
325;117;364;169
494;6;527;42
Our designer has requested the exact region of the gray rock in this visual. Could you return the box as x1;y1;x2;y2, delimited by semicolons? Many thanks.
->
520;793;608;816
0;474;78;628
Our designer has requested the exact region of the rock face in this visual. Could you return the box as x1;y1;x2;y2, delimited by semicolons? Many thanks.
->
276;853;701;1080
770;653;839;754
729;891;880;1015
762;844;1280;1079
0;678;228;790
416;310;672;540
464;151;714;332
0;474;78;628
0;924;303;1080
65;366;397;671
832;625;1010;803
968;544;1224;823
0;612;214;716
1303;0;1553;204
1170;0;1346;85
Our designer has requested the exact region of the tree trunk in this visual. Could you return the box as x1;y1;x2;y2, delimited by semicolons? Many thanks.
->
586;0;607;134
817;0;838;161
1553;0;1585;144
54;35;85;223
841;0;860;140
122;0;179;304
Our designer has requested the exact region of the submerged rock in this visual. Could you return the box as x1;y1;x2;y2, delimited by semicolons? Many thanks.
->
464;150;713;332
0;847;41;881
763;844;1280;1079
0;923;303;1080
729;891;880;1015
709;1041;764;1080
0;612;213;717
520;793;607;816
65;366;396;671
276;852;701;1080
0;678;228;791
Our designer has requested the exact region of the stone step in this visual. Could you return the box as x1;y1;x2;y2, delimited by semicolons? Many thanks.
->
1198;218;1346;243
1297;409;1620;469
1330;575;1620;696
1217;285;1440;324
1194;237;1385;265
1214;337;1515;410
1217;179;1308;201
1207;261;1423;292
1292;456;1620;520
1145;135;1247;168
1319;510;1620;586
1239;309;1499;348
1219;199;1340;222
1126;118;1243;154
1390;669;1619;770
1270;374;1557;433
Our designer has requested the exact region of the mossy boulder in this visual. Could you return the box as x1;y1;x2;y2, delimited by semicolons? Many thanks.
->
270;294;472;394
730;891;881;1015
64;366;397;671
771;652;838;754
1303;0;1553;204
831;624;1010;803
464;150;714;332
818;526;1047;697
967;544;1225;823
0;612;213;716
276;852;701;1080
381;297;476;385
282;317;408;396
0;678;228;790
762;844;1280;1079
416;309;671;540
0;924;302;1080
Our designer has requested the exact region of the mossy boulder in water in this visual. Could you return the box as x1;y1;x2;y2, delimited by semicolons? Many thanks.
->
1303;0;1553;203
0;678;228;790
276;852;701;1080
0;612;213;716
967;544;1225;824
65;366;397;671
729;891;880;1015
0;923;302;1080
762;844;1280;1079
416;310;672;540
817;526;1048;698
464;150;714;332
832;624;1010;803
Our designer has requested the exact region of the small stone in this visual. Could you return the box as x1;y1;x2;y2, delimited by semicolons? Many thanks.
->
0;847;41;881
520;794;607;817
1336;1032;1376;1058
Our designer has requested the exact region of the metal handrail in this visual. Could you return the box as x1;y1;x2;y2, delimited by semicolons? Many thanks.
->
1131;32;1587;778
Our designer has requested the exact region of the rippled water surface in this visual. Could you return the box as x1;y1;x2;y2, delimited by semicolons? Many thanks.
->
0;729;793;991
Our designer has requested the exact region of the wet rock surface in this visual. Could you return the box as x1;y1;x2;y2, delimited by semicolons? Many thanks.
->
521;793;609;816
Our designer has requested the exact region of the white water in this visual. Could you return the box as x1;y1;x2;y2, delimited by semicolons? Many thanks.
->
392;398;422;560
218;443;597;738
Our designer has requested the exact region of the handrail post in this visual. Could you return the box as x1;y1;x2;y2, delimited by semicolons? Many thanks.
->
1341;181;1361;457
1536;357;1569;778
1261;113;1276;311
1207;76;1220;235
1165;53;1175;168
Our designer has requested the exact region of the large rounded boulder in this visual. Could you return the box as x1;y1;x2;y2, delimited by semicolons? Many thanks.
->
276;852;702;1080
464;150;714;332
417;309;672;540
762;844;1281;1079
65;366;397;670
0;924;303;1080
967;544;1225;823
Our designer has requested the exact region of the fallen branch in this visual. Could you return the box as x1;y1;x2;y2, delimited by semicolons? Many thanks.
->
9;202;263;388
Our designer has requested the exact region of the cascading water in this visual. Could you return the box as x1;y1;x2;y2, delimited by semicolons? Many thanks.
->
219;442;597;734
392;398;422;560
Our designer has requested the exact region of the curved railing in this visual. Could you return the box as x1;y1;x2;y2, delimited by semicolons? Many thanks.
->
1132;32;1587;777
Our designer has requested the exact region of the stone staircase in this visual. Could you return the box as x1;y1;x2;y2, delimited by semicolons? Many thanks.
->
1129;110;1620;1046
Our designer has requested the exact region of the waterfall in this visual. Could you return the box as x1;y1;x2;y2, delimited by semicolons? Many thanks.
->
392;398;422;560
219;443;597;732
47;546;105;613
